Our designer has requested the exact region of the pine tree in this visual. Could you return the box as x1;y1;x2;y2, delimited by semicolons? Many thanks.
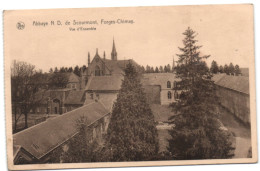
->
219;65;224;73
234;65;241;76
168;27;234;160
210;60;219;74
224;64;229;75
229;63;235;75
155;67;159;73
74;65;80;76
104;62;159;161
49;68;53;73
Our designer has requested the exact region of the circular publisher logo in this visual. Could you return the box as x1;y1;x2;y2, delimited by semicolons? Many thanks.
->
17;22;25;30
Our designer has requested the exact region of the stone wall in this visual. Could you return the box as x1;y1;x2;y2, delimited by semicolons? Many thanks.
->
216;85;250;125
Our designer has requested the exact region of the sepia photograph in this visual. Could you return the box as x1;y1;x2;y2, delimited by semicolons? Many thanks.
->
3;4;257;170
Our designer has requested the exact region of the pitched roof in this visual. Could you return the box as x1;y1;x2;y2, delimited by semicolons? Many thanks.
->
240;68;249;77
141;73;178;89
212;74;249;95
64;90;85;105
86;75;123;91
102;59;141;75
13;102;109;159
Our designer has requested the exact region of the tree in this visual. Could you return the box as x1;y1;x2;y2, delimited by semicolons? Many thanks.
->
54;67;59;73
168;27;234;160
219;65;224;73
234;64;241;76
229;63;235;75
11;60;47;130
155;67;159;73
224;64;229;75
60;67;66;73
145;65;151;73
104;63;159;161
49;68;53;73
150;66;155;73
74;65;80;76
210;60;219;74
164;65;167;73
159;66;164;73
49;73;69;89
68;67;73;72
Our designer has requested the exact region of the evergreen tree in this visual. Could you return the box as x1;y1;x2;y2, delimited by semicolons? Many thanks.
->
229;63;235;75
164;65;167;73
49;68;53;73
234;65;241;76
146;65;151;73
155;67;159;73
74;65;80;76
54;67;59;73
224;64;229;75
219;65;224;73
104;62;159;161
210;60;219;74
159;66;164;73
60;67;66;73
68;67;73;72
168;27;234;160
150;67;155;73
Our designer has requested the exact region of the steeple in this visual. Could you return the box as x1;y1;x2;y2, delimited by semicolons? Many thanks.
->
103;51;106;59
111;38;117;60
96;48;98;55
88;52;90;66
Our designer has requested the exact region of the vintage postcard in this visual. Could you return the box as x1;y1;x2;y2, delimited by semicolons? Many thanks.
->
4;4;257;170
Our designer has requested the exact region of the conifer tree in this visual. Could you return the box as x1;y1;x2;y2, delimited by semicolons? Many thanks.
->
210;60;219;74
104;62;159;161
168;27;234;160
234;65;241;76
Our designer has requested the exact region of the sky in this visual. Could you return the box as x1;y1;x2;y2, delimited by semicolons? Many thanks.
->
4;4;254;72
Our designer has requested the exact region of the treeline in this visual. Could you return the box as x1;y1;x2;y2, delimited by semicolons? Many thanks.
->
49;65;87;77
141;64;173;73
210;60;241;76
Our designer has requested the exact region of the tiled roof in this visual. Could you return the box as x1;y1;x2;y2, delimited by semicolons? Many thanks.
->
86;75;123;91
64;90;85;105
13;102;109;159
212;74;249;95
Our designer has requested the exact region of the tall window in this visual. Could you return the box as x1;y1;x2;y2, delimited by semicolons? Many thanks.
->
167;81;171;88
95;65;101;76
168;91;172;99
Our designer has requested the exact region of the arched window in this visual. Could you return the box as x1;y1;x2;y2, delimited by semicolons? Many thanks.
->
95;65;101;76
168;91;172;99
167;81;171;88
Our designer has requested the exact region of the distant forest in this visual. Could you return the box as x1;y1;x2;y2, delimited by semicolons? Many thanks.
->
47;60;242;76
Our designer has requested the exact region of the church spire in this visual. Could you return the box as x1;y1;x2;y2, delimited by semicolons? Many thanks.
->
88;52;90;66
111;38;117;60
